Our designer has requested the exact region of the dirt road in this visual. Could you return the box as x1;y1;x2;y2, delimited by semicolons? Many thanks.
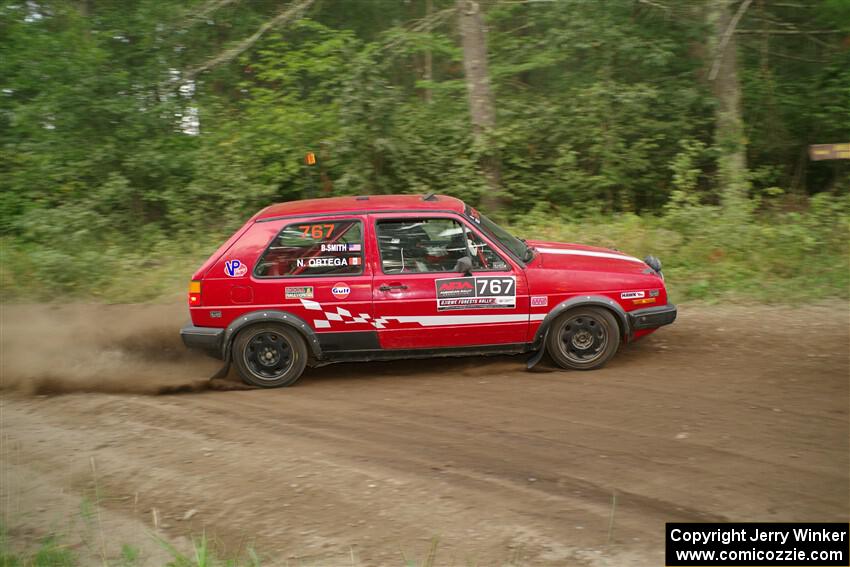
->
1;303;848;566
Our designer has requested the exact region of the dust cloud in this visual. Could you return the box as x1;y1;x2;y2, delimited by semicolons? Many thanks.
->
0;303;249;395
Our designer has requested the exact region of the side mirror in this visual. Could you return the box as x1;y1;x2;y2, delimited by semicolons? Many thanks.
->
454;256;473;276
643;255;662;274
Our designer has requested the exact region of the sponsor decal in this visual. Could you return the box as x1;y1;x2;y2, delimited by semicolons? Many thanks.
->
436;278;476;299
320;243;362;252
298;224;335;240
439;297;514;309
224;259;248;277
621;291;645;299
285;286;314;299
331;283;351;300
649;289;660;297
435;276;516;310
633;297;657;305
210;311;222;318
531;295;548;307
296;256;360;268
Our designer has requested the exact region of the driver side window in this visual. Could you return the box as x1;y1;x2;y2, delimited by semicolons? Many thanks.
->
376;218;507;274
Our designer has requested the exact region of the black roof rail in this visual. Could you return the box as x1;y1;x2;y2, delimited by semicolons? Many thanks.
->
422;192;438;201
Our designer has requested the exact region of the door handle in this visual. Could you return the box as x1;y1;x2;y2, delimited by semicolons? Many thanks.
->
379;284;408;291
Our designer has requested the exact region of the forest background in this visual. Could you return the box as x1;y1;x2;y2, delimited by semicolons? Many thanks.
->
1;0;848;302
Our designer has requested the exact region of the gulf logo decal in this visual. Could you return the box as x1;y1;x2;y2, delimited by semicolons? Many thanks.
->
331;283;351;299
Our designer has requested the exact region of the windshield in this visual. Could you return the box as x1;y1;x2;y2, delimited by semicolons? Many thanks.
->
465;206;531;262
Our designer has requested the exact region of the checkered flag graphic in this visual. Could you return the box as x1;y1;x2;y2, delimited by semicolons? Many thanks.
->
300;299;382;329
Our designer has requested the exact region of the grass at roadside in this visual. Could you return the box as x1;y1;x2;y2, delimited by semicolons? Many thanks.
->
0;233;221;304
1;526;450;567
0;533;77;567
0;528;260;567
2;195;847;304
511;195;850;304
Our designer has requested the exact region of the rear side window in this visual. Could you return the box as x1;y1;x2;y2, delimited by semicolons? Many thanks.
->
255;220;363;277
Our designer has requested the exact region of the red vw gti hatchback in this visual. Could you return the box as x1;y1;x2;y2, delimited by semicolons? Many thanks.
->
181;194;676;387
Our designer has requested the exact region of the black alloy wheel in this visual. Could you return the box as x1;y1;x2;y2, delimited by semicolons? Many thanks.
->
546;306;620;370
233;324;308;387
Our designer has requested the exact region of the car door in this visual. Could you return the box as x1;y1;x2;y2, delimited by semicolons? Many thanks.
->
249;216;377;352
370;213;529;350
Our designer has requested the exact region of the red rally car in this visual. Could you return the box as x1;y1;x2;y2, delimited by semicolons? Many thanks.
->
181;194;676;387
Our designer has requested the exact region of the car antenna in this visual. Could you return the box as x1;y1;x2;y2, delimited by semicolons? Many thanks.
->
422;192;438;201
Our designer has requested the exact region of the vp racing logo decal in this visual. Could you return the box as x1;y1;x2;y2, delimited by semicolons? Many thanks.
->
435;276;516;310
224;259;248;277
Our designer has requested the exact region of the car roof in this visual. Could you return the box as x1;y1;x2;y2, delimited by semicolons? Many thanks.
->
255;194;467;221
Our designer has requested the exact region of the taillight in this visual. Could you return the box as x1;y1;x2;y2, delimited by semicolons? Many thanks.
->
188;280;202;306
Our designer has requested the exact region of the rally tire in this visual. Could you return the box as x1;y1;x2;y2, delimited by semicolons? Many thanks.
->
232;324;308;388
546;306;620;371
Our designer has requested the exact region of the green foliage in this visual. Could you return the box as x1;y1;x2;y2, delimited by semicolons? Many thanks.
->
157;531;264;567
0;532;77;567
668;139;709;210
0;0;847;302
4;194;845;303
514;193;850;303
0;528;261;567
740;0;850;197
486;0;713;214
119;544;140;567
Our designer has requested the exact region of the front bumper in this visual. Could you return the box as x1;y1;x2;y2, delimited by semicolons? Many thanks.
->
180;324;224;358
628;304;677;331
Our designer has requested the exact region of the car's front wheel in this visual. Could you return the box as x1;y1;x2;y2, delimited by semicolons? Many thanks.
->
232;324;308;387
546;306;620;370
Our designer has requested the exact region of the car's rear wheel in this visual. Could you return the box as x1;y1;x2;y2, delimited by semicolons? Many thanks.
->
546;306;620;370
233;324;307;387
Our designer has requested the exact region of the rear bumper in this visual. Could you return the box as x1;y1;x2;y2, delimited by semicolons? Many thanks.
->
628;304;677;331
180;324;224;358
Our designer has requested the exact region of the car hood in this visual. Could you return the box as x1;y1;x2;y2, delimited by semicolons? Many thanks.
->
527;240;651;275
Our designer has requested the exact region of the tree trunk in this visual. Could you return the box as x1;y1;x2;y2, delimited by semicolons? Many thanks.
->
423;0;433;104
708;0;750;210
457;0;503;212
